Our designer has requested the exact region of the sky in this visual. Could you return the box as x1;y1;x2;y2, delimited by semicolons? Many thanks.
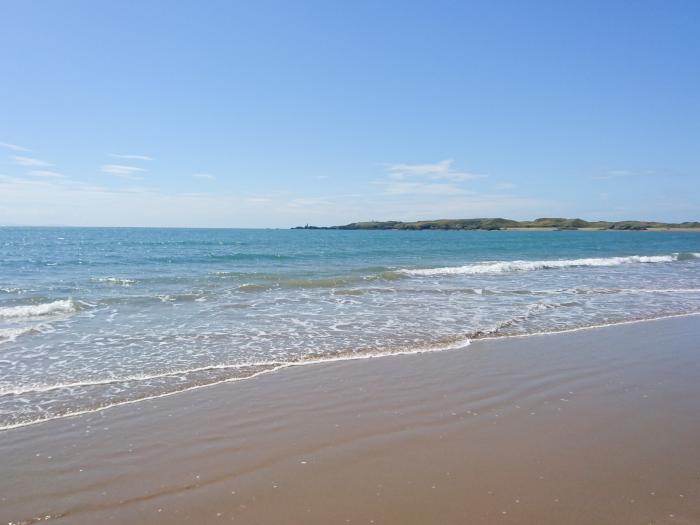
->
1;0;698;227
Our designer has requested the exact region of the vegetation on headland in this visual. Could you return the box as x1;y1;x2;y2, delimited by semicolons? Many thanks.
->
293;218;700;231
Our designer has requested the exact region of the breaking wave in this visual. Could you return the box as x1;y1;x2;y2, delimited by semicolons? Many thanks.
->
0;326;38;344
0;299;83;319
92;277;137;286
398;253;699;276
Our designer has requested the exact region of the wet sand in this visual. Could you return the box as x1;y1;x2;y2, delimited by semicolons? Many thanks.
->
2;315;700;524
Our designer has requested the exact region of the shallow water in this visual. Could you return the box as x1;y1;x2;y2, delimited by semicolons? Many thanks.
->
1;227;699;429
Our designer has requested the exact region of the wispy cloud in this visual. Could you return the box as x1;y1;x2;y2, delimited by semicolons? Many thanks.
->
193;173;215;180
0;142;30;152
494;182;516;190
28;170;64;178
376;159;484;195
386;159;485;182
11;155;50;167
101;164;146;179
109;153;153;161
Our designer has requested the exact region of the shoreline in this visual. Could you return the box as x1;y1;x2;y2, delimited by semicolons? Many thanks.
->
2;315;700;524
2;310;698;433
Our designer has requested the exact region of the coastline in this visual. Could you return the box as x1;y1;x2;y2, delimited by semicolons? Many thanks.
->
503;227;700;232
2;315;700;524
502;227;700;232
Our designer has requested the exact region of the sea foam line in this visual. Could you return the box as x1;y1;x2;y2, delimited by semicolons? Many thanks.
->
0;336;473;398
477;310;700;341
0;337;471;431
0;361;287;397
398;253;698;276
1;311;699;432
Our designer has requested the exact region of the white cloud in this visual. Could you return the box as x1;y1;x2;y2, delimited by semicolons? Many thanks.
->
376;159;485;195
495;182;516;190
11;155;50;167
193;173;215;180
28;170;64;178
386;159;485;182
110;153;153;161
101;164;146;179
0;142;30;152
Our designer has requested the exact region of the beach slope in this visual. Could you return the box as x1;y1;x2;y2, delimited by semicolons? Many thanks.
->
1;315;700;524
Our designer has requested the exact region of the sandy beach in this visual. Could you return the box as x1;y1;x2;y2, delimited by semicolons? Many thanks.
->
1;315;699;524
4;2;699;523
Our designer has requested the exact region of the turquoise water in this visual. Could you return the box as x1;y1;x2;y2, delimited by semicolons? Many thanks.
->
1;227;699;429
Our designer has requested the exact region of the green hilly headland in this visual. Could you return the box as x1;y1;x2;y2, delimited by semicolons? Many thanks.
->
293;218;700;231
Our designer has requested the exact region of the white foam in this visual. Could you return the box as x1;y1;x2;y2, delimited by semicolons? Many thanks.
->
0;336;472;398
2;311;699;432
93;277;136;285
0;300;79;319
0;326;36;343
0;287;26;294
624;288;700;294
478;311;700;341
0;337;472;430
398;253;692;276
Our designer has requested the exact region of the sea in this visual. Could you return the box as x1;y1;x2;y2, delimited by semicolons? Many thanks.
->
1;227;699;430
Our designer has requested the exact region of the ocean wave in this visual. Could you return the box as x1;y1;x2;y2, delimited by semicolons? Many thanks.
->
569;287;700;295
0;287;28;294
148;252;296;264
236;277;360;292
0;326;38;344
236;275;390;292
92;277;137;286
0;299;82;319
397;253;698;276
157;293;208;303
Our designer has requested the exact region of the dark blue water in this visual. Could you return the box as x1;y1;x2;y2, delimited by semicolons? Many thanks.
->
1;227;699;429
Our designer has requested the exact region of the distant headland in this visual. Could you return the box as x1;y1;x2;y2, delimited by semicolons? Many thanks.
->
293;218;700;231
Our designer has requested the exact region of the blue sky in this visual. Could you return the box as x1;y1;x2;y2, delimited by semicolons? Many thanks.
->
1;0;698;227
